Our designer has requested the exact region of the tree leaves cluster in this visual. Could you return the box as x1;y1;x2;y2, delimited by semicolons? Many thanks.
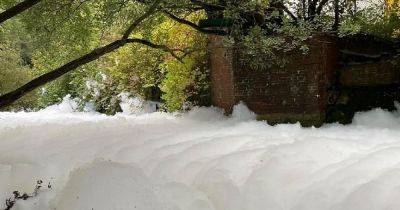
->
218;0;400;68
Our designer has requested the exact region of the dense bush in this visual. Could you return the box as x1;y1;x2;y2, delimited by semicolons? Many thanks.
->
156;15;210;111
161;54;210;112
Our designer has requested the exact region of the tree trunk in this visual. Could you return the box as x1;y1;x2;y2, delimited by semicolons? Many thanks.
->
333;0;340;30
308;0;317;20
302;0;306;18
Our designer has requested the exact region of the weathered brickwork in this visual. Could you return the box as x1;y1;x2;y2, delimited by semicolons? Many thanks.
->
209;35;236;113
209;35;338;126
209;34;400;126
340;58;400;87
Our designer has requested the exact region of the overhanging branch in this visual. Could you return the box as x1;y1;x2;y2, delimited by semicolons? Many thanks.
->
127;38;184;60
0;0;42;24
0;38;183;109
272;3;298;23
163;11;227;36
122;0;161;39
0;0;182;109
0;40;125;108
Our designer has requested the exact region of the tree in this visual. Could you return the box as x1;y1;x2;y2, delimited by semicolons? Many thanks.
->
0;0;182;108
0;0;224;109
0;0;391;109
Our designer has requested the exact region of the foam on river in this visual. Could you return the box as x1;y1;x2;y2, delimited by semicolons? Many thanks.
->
1;98;400;210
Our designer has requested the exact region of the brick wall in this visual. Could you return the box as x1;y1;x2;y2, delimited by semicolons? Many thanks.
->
209;33;400;126
340;58;400;87
326;56;400;124
209;35;339;126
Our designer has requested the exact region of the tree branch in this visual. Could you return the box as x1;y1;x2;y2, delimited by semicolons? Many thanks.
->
127;38;183;60
0;37;183;108
316;0;329;15
0;0;188;109
0;0;42;24
272;3;298;22
122;0;161;39
307;0;318;19
163;11;227;36
282;6;298;22
332;0;340;30
0;40;125;108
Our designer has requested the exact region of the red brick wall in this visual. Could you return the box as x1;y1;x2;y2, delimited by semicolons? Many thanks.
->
209;35;339;125
209;33;400;125
340;58;400;86
209;35;236;113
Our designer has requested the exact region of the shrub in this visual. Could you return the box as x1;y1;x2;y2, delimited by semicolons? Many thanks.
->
160;54;210;112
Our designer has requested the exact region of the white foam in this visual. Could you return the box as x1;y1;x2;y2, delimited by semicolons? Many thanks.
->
1;103;400;210
118;92;159;115
231;101;257;121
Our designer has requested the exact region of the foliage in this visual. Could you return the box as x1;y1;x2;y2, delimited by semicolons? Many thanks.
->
78;72;124;114
1;0;399;112
160;53;210;112
3;1;155;111
225;0;400;68
160;58;194;111
0;19;36;110
337;2;400;38
155;14;209;111
386;0;400;11
362;9;400;38
98;38;166;101
240;20;313;69
26;5;209;113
